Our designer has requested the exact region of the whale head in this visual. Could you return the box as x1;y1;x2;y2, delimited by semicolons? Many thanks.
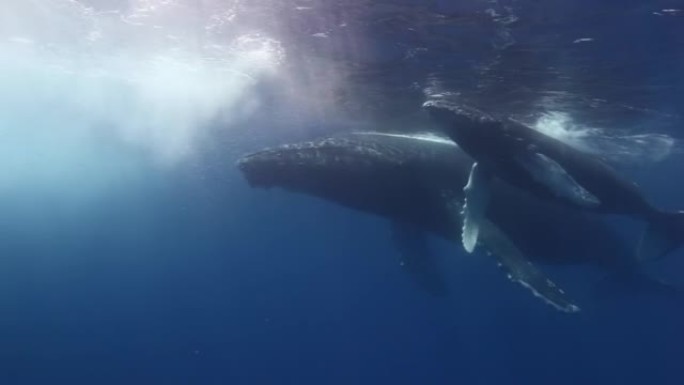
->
236;136;405;190
423;101;503;159
423;100;499;131
236;133;468;240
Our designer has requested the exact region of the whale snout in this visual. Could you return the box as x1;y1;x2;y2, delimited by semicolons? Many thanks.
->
236;150;283;188
423;100;498;128
236;137;401;189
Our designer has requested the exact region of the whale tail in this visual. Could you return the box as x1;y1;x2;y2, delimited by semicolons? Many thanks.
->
638;211;684;260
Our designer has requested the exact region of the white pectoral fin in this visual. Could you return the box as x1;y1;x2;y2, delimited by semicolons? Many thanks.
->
479;219;581;313
461;162;491;253
519;152;600;207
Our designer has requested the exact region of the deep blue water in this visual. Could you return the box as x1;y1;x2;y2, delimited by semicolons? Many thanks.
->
1;0;684;384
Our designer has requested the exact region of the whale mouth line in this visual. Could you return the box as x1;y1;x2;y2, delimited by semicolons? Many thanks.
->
351;132;458;147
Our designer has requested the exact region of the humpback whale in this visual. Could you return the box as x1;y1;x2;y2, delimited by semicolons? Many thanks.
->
424;101;684;261
237;132;665;312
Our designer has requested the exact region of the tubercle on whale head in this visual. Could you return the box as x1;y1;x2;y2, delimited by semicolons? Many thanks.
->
236;150;280;188
235;137;401;188
422;100;499;129
235;143;325;188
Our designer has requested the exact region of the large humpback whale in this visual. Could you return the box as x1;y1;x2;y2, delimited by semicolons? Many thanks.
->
424;101;684;261
237;132;666;312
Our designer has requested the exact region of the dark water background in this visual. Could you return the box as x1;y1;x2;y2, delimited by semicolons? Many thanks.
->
1;0;683;384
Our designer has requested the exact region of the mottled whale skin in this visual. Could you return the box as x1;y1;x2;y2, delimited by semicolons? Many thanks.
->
237;132;629;266
424;101;684;260
237;132;684;310
236;132;663;310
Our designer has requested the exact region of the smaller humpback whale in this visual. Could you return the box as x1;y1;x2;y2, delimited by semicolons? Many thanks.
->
424;101;684;261
237;132;673;312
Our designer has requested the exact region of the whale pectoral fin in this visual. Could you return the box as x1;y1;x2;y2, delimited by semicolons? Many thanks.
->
390;221;448;296
519;152;600;208
462;162;491;253
479;219;581;313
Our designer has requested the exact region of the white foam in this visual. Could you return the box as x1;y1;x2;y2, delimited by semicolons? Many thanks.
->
532;111;675;165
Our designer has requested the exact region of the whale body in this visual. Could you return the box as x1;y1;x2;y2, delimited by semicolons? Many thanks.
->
423;101;684;261
236;132;667;311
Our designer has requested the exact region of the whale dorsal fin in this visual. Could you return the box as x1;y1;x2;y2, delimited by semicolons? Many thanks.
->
461;162;491;253
479;218;581;313
519;152;600;208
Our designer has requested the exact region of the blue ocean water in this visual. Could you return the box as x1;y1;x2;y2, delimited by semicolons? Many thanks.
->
0;0;683;384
